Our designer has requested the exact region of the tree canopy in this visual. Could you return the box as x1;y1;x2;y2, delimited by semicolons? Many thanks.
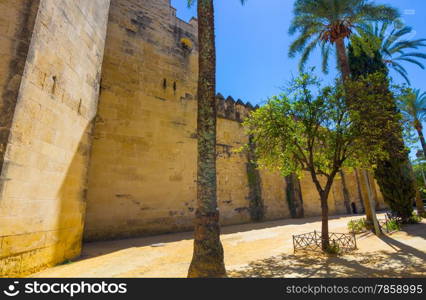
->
351;22;426;84
288;0;399;73
243;71;396;186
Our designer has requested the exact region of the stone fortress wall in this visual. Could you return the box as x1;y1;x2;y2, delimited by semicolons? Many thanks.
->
0;0;111;276
0;0;385;277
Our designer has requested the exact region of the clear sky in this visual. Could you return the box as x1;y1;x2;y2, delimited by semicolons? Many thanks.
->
171;0;426;105
171;0;426;157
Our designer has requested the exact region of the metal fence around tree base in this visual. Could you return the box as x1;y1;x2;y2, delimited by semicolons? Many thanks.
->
292;231;357;254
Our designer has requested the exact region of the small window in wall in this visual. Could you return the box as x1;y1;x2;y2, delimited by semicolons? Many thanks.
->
173;81;177;92
163;78;167;89
51;76;57;94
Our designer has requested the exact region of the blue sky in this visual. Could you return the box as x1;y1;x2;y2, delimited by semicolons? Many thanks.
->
171;0;426;105
171;0;426;157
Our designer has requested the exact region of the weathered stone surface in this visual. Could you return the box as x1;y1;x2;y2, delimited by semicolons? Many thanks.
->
0;0;383;277
0;0;111;277
83;0;290;242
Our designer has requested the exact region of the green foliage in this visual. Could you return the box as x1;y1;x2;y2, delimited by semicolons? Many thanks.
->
60;259;74;265
348;47;415;221
243;71;393;193
325;241;341;255
412;161;426;186
408;212;423;224
351;22;426;84
385;219;401;232
345;73;404;147
375;158;415;221
348;43;388;78
398;89;426;129
397;89;426;151
347;218;368;234
288;0;399;73
246;149;264;222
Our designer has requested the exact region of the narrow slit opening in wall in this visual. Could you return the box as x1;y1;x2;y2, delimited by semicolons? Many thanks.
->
52;76;57;95
163;78;167;89
173;81;177;93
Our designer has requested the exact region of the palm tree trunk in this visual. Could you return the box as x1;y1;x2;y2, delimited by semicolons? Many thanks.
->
335;38;351;81
188;0;226;278
415;123;426;159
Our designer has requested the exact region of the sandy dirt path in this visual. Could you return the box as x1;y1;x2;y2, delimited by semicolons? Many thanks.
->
33;214;426;278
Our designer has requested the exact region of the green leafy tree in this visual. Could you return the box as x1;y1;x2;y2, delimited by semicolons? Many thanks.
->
348;46;415;221
186;0;246;278
351;22;426;84
413;160;426;190
411;158;426;214
398;89;426;158
288;0;399;79
243;72;392;250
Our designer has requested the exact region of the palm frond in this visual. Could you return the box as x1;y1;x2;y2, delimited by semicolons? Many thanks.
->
352;21;426;84
299;37;321;71
396;57;425;69
289;0;401;75
399;89;426;125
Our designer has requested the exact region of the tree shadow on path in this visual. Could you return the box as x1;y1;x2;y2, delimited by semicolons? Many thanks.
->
229;250;426;278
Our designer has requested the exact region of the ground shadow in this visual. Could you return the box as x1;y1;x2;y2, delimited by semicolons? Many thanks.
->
79;213;361;259
397;222;426;239
228;250;426;278
228;223;426;278
378;225;426;261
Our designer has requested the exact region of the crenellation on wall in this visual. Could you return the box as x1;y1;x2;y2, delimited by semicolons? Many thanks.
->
216;94;255;122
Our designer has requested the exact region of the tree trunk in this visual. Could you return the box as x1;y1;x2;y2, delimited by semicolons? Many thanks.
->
415;123;426;159
415;189;425;214
188;0;226;278
363;170;381;236
310;172;334;251
335;38;351;81
320;191;330;251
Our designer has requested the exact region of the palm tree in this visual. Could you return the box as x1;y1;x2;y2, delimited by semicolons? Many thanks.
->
399;89;426;158
352;22;426;84
289;0;399;80
186;0;246;278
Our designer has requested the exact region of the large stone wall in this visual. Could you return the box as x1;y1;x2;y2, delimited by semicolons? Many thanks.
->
83;0;364;242
0;0;384;277
0;0;111;277
84;0;294;241
0;0;39;191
